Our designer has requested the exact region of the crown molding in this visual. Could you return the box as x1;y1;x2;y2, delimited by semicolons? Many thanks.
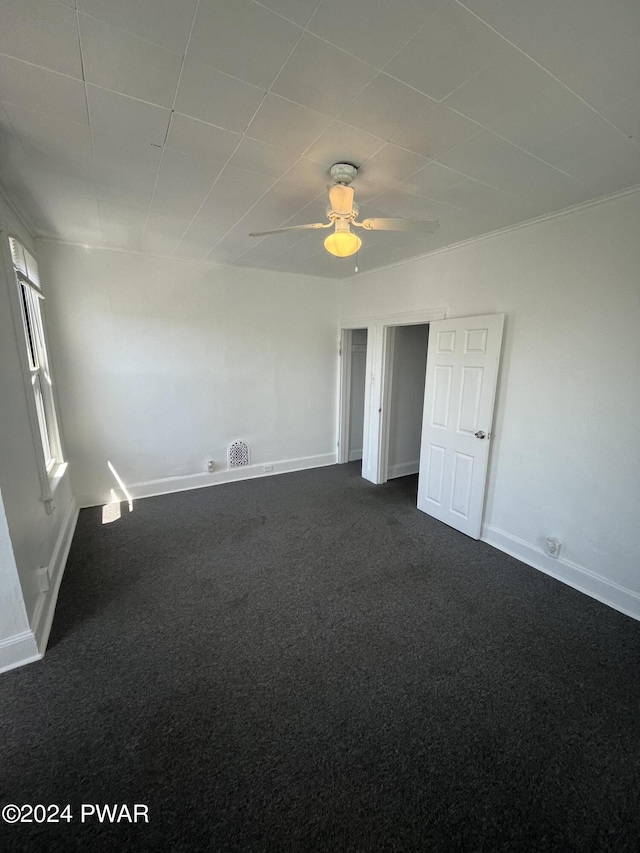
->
342;184;640;281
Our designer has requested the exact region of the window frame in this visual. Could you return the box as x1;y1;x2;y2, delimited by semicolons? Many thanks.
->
2;233;66;513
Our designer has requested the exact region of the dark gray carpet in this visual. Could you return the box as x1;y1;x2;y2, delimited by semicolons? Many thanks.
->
2;463;640;852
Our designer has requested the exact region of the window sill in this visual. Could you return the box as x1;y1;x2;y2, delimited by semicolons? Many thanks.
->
48;461;68;493
43;462;69;513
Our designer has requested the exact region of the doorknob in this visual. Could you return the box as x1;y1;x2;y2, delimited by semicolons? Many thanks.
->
475;430;486;439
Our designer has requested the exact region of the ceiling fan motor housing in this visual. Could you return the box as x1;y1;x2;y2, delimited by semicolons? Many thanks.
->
329;163;358;185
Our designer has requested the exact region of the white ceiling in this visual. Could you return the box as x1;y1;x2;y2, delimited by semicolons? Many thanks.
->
0;0;638;279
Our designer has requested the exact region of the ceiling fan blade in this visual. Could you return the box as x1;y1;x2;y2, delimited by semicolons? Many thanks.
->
249;222;331;237
328;184;355;215
358;217;439;233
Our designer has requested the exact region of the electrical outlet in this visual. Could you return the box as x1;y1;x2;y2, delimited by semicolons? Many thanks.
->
207;460;215;472
546;537;561;558
263;465;273;472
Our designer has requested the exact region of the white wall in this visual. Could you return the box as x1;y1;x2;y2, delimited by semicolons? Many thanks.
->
340;191;640;615
38;243;339;505
0;488;31;642
348;329;367;461
0;192;76;671
387;324;429;479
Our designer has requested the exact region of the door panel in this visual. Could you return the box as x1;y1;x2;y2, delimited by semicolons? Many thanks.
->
426;444;446;503
459;366;483;432
417;314;504;539
432;365;452;427
451;451;473;518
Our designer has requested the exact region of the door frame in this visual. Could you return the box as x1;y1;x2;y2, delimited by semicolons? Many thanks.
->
337;320;373;465
377;325;396;484
376;311;446;484
338;308;446;482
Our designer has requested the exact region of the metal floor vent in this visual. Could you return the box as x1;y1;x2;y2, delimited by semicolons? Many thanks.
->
228;440;250;468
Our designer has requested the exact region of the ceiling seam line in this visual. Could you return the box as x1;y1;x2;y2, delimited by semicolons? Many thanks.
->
222;2;396;262
377;18;430;74
0;184;39;238
172;1;318;259
474;128;607;191
140;0;203;245
74;9;188;56
287;30;378;73
79;82;173;113
183;12;326;262
75;4;104;245
454;0;639;140
0;52;85;82
169;94;275;258
250;0;321;30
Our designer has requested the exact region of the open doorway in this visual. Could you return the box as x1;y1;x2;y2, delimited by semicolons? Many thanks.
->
348;329;368;464
338;328;368;469
380;324;429;483
338;308;502;540
338;307;446;484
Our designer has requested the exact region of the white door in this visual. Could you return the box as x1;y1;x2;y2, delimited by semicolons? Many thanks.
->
417;314;504;539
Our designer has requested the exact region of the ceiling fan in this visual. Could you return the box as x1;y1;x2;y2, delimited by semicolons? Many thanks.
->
249;163;439;258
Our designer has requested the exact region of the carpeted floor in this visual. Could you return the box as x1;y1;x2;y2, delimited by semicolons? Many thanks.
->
2;463;640;852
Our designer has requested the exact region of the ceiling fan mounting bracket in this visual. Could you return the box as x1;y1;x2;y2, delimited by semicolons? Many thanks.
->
329;163;358;185
327;203;359;222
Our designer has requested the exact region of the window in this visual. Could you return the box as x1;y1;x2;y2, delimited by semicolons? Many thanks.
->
8;237;64;483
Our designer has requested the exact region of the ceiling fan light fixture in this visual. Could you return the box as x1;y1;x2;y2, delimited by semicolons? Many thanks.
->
324;223;362;258
324;230;361;257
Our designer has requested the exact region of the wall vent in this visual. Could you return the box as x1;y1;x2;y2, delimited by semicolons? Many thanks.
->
228;440;250;468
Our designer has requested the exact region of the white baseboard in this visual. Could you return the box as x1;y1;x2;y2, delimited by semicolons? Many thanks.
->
348;449;363;462
0;630;41;674
31;497;79;656
0;498;78;675
79;452;338;507
482;523;640;623
388;460;419;480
